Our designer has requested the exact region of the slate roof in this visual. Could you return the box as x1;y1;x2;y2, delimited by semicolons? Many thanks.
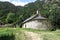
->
23;10;46;23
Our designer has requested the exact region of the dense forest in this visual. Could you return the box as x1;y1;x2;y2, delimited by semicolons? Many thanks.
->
0;0;60;29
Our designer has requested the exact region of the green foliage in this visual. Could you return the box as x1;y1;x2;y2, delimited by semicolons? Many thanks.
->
6;13;16;23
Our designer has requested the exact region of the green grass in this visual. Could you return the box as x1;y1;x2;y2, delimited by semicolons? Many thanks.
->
0;28;13;36
0;28;60;40
0;28;15;40
0;28;29;40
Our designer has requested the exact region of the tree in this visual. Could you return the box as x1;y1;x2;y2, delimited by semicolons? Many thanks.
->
6;13;16;23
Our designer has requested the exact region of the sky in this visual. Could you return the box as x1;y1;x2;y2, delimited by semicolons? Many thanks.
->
0;0;36;6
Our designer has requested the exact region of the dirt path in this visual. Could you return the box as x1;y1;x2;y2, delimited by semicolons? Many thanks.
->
24;31;43;40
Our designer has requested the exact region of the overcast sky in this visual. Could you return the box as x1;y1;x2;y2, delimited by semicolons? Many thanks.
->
0;0;36;6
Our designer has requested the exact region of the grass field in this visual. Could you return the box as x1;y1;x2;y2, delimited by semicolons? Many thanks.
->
0;28;60;40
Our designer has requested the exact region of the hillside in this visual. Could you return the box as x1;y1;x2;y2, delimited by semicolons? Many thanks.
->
0;0;60;29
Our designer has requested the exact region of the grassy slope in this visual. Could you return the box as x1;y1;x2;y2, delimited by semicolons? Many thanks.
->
22;28;60;40
0;28;60;40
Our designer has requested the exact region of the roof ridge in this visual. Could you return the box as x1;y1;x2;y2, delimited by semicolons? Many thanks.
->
23;14;38;23
22;10;46;23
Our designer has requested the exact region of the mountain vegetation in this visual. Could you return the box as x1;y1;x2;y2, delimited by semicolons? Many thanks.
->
0;0;60;30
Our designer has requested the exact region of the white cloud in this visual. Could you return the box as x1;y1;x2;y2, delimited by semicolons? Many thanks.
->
0;0;10;1
0;0;36;6
0;0;29;6
11;1;28;6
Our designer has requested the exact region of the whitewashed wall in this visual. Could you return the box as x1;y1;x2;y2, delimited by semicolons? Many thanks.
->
22;20;51;30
